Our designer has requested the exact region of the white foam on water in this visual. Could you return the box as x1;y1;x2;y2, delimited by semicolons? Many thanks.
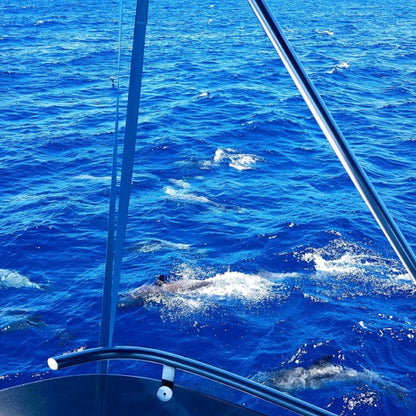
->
259;271;302;281
229;155;258;171
303;239;403;278
300;238;416;299
209;148;260;171
303;251;363;276
127;267;283;320
328;61;350;74
315;29;334;36
0;269;41;290
195;91;211;99
197;270;276;300
343;391;379;412
358;320;367;329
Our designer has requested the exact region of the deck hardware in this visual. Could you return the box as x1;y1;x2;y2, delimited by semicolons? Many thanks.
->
157;365;175;402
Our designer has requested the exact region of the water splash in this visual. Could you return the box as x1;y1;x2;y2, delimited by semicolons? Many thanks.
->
299;238;416;298
315;29;335;36
120;268;281;320
203;148;260;171
0;270;41;290
328;61;350;74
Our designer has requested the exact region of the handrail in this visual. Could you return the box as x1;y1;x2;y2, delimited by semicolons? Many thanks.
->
247;0;416;282
48;346;337;416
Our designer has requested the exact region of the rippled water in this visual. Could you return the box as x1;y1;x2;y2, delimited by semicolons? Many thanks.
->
1;0;416;414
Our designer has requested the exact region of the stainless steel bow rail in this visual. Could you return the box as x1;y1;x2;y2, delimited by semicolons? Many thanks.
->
48;346;337;416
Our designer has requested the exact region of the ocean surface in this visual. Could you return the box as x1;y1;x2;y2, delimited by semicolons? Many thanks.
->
1;0;416;414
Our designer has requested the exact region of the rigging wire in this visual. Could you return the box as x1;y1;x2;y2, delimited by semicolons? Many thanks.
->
98;0;124;374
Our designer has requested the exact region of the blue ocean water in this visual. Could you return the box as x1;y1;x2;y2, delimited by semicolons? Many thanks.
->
1;0;416;414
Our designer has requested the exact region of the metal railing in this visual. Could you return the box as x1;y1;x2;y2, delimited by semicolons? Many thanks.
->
48;346;337;416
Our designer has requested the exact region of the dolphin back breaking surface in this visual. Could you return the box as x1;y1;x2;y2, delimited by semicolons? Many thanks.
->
117;270;278;311
117;277;212;308
251;358;408;399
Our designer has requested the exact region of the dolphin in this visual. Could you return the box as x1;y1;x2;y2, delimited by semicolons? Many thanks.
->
132;239;190;253
118;275;212;308
252;356;408;398
0;312;45;334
